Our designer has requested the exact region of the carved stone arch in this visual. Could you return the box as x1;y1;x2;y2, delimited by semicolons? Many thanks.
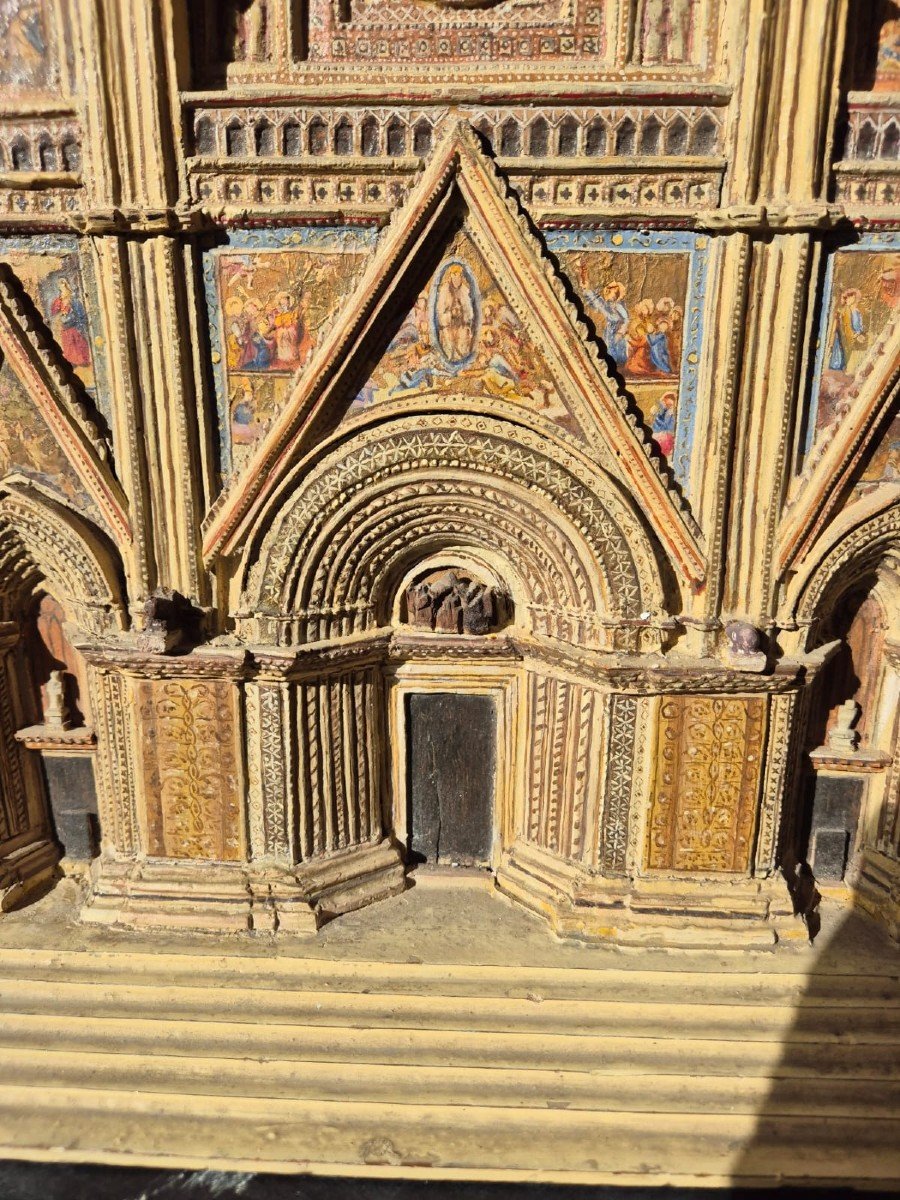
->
239;414;670;648
0;488;127;637
790;505;900;648
784;505;900;886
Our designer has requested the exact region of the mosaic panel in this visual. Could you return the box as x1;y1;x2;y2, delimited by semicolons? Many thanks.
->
203;225;377;475
0;357;102;527
549;229;709;490
0;0;60;95
804;234;900;458
348;225;583;438
2;236;109;422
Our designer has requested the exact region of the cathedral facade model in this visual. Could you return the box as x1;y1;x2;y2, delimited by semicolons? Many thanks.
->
0;0;897;943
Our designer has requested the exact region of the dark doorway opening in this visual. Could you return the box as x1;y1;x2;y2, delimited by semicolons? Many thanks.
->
406;692;495;867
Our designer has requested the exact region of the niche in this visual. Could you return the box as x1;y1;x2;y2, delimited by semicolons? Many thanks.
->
16;592;99;861
403;567;512;635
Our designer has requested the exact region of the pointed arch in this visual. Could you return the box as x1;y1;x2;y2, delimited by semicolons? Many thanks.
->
785;504;900;647
0;265;130;546
0;489;127;637
202;123;703;587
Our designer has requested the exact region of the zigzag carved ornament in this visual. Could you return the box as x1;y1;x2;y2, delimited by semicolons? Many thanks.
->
201;122;705;586
778;315;900;574
0;264;131;546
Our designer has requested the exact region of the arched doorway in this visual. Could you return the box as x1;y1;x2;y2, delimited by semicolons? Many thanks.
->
235;412;672;920
14;589;100;863
391;561;514;873
0;491;127;907
791;521;900;888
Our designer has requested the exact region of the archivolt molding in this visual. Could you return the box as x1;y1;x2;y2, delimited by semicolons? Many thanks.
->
0;489;127;637
240;414;669;647
785;502;900;645
778;316;900;575
204;121;704;586
0;263;131;547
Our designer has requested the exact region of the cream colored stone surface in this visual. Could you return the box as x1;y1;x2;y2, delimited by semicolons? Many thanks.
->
0;877;897;1187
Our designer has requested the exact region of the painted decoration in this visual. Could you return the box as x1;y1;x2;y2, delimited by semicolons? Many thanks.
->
306;0;606;65
348;227;581;437
550;229;709;491
855;410;900;496
203;226;377;475
875;3;900;92
637;0;700;65
0;357;99;524
804;235;900;457
0;0;59;93
4;236;109;421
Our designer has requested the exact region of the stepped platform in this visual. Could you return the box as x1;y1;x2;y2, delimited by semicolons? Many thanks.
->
0;873;897;1191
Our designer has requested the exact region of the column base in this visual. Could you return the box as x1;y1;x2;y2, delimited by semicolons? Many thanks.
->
496;839;796;948
81;839;408;934
0;836;60;913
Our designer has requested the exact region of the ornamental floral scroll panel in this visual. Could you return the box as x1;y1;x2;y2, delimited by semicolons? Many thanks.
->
646;694;766;873
137;679;243;861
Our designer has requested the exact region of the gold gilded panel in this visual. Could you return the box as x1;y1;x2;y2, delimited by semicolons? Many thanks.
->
138;680;242;861
646;695;766;873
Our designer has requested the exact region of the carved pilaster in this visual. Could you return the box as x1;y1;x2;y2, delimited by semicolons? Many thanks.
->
522;669;602;863
294;666;384;862
91;667;139;855
245;675;293;862
599;693;637;874
755;690;801;875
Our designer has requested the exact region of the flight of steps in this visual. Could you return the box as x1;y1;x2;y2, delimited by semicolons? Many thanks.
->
0;945;898;1187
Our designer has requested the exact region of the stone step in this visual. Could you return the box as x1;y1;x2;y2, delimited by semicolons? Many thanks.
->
0;947;897;1007
1;975;898;1043
2;1010;898;1078
4;1046;900;1118
0;1083;898;1186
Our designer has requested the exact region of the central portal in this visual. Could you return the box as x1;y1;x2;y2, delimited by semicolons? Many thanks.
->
406;693;496;867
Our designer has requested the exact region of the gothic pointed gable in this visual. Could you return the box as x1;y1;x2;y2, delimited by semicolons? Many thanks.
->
0;264;130;545
202;123;704;585
778;316;900;574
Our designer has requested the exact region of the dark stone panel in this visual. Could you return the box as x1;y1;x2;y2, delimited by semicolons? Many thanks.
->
42;754;100;860
811;828;851;881
407;692;495;866
810;774;864;831
807;774;865;881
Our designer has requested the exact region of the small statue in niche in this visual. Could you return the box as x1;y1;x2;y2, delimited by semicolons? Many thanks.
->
405;570;505;635
44;670;70;731
826;699;861;754
230;0;268;62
